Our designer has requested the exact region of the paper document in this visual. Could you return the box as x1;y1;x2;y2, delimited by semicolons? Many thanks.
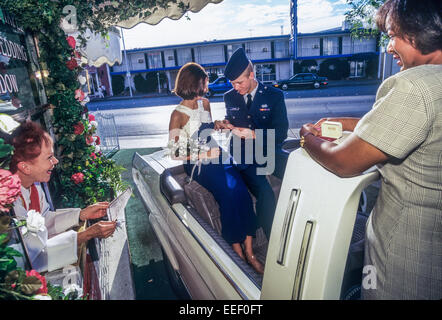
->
107;187;132;222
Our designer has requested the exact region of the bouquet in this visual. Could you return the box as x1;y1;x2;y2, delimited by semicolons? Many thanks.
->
168;136;210;162
0;169;21;212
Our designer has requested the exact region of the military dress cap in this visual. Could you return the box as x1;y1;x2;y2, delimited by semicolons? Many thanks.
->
224;47;250;81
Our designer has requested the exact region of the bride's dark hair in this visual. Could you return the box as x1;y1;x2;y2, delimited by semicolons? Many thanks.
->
173;62;208;100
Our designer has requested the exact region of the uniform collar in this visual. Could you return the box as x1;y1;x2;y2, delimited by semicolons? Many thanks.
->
243;79;259;103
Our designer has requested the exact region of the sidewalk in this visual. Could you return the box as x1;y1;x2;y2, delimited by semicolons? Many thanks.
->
91;78;381;103
326;78;381;88
90;92;172;102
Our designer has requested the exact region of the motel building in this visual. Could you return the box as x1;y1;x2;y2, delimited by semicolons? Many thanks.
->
96;22;385;97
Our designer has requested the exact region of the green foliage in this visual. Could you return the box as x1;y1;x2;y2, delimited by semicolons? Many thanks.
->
0;138;14;170
134;74;149;93
133;72;168;93
0;231;21;280
112;74;126;95
319;58;350;80
345;0;386;45
300;59;318;73
0;0;176;208
293;61;303;75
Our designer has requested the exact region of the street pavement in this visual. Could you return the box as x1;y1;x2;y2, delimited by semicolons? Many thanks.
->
87;80;380;149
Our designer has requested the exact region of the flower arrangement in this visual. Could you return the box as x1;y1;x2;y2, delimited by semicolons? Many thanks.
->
168;136;211;162
0;169;21;213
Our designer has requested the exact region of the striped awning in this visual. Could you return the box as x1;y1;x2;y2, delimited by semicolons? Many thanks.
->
111;0;223;28
62;0;223;68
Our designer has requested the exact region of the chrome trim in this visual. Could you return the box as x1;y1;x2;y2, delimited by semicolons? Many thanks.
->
277;189;300;265
172;203;260;300
292;221;314;300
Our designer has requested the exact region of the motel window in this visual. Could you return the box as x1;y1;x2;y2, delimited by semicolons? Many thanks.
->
274;41;288;58
255;64;276;83
147;51;163;69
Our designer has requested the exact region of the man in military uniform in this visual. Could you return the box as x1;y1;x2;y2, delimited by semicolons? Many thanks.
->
214;47;289;239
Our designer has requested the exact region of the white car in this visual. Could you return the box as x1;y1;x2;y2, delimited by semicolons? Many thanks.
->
132;139;379;300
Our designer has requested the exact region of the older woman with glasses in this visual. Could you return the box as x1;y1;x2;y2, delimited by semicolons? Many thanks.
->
10;121;116;273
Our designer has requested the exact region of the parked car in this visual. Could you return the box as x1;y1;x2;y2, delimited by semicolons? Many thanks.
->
206;76;233;97
274;73;328;90
132;135;379;300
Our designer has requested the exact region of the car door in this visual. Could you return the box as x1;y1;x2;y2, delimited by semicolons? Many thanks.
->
261;148;379;299
213;77;230;93
290;74;303;88
302;74;314;87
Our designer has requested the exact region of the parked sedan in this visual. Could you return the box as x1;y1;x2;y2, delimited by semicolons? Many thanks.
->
206;76;233;97
274;73;328;90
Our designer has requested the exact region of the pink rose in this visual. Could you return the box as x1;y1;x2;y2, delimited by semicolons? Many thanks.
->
75;89;85;101
26;270;48;294
73;121;85;135
71;172;84;184
88;114;96;122
94;136;101;146
0;169;21;212
66;36;76;49
90;153;97;160
85;135;94;145
66;58;78;70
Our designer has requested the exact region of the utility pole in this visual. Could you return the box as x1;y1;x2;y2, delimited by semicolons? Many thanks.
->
120;27;133;97
157;72;161;94
290;0;298;77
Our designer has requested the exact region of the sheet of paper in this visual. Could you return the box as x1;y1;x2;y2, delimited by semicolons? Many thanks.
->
107;187;132;222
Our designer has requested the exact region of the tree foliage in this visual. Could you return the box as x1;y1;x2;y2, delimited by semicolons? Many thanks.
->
345;0;386;43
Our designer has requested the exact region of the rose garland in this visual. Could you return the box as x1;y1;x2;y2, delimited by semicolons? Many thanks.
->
0;1;137;208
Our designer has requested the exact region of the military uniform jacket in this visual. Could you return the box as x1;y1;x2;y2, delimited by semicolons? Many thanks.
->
224;81;288;150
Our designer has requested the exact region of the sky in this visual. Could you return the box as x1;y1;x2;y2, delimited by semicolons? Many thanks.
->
120;0;351;50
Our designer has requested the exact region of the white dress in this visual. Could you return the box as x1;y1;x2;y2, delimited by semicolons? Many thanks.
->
168;99;212;161
13;184;80;273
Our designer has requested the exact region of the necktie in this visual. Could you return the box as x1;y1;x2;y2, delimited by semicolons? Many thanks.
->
246;94;252;110
29;184;41;213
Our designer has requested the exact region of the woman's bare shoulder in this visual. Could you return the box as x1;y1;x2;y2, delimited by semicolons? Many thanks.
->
169;109;187;129
201;97;211;111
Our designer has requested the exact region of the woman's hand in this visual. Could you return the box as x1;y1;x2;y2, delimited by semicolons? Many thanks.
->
300;123;320;138
79;202;109;221
200;147;221;159
214;119;234;130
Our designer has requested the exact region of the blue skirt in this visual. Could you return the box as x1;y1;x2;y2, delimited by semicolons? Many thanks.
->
184;161;257;245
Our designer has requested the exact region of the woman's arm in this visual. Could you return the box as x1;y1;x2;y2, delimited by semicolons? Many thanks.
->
300;124;389;177
314;117;361;132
